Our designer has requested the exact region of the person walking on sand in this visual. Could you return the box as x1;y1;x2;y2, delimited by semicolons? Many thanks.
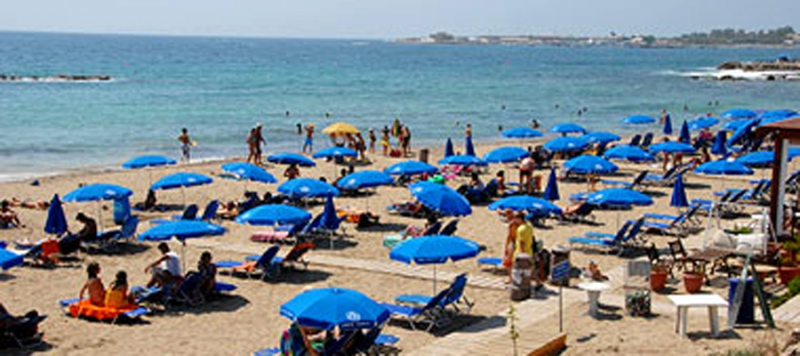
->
302;124;315;154
246;128;258;164
178;128;193;162
253;124;266;165
368;128;376;153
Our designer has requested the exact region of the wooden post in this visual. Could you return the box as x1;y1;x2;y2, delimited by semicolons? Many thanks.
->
769;136;784;235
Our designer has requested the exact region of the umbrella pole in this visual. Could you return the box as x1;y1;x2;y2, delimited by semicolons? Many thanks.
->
182;187;187;208
97;201;104;232
433;265;437;295
181;240;187;273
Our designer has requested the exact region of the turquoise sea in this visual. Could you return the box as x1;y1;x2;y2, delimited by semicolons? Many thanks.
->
1;31;799;180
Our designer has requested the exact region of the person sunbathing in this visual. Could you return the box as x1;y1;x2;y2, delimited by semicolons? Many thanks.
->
7;197;49;210
104;270;135;309
79;262;106;306
0;200;23;228
217;201;239;220
197;251;217;296
284;164;301;180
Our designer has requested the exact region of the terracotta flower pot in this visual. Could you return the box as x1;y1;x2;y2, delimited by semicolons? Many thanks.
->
778;266;800;286
650;270;668;292
683;272;704;293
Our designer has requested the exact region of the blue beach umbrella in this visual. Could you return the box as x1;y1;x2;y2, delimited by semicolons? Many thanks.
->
648;142;696;154
549;122;586;135
721;109;757;120
267;153;316;167
0;249;23;271
688;117;720;131
138;220;225;242
670;173;689;209
320;196;338;231
722;119;755;132
384;161;438;176
444;138;454;158
694;159;754;176
563;155;618;174
663;114;673;135
152;172;213;190
623;115;655;125
679;120;691;143
727;119;759;147
122;155;176;169
543;168;559;201
44;194;68;235
312;147;358;159
336;170;394;190
277;178;340;199
465;136;476;157
604;145;655;163
543;137;589;152
221;162;278;184
488;195;562;215
280;287;390;331
438;154;487;167
390;235;480;293
235;204;312;226
711;131;727;156
63;183;133;202
581;132;621;145
409;181;472;217
502;127;543;139
758;109;797;121
483;147;529;164
736;151;776;168
586;188;654;207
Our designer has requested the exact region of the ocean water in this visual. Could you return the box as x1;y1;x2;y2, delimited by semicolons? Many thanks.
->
0;31;799;180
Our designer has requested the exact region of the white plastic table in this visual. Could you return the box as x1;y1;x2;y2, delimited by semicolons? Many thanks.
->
577;281;610;317
667;294;728;339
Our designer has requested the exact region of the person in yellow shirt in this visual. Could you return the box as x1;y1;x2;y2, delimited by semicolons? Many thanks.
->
104;270;134;309
514;212;534;259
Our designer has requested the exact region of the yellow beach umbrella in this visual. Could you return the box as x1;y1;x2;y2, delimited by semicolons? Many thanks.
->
322;122;360;135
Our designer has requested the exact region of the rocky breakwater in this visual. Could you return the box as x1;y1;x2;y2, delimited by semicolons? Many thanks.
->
0;74;112;82
710;59;800;81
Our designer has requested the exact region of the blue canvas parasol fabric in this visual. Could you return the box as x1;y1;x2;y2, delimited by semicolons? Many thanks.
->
563;155;618;174
336;170;394;190
488;195;562;215
483;146;529;164
151;172;213;190
312;147;358;159
444;138;454;158
622;115;655;125
722;119;756;132
235;204;312;226
694;159;754;176
0;249;23;271
663;114;673;135
465;136;476;157
384;161;438;176
603;145;654;162
548;122;586;135
648;142;696;154
138;220;225;242
543;137;588;152
711;131;727;156
438;154;487;167
502;127;543;139
280;287;390;331
63;183;133;202
320;196;338;230
409;181;472;216
670;173;689;208
543;168;560;201
586;188;654;207
736;151;776;168
679;120;691;143
390;235;480;265
44;194;68;235
266;153;316;167
721;109;757;120
122;155;176;169
581;132;621;145
758;109;797;120
277;178;340;199
221;162;278;184
688;117;720;131
727;119;759;147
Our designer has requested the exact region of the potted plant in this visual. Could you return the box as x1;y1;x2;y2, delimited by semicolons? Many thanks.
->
778;236;800;286
650;261;669;292
683;268;704;294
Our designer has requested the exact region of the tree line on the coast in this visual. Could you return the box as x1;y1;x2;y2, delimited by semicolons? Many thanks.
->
675;26;795;45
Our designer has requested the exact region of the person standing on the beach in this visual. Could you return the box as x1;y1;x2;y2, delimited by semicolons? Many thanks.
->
391;117;401;138
178;128;192;162
253;124;266;165
246;128;258;164
519;154;534;194
465;124;472;138
368;128;376;153
400;125;411;157
380;126;390;156
659;109;669;125
302;124;315;153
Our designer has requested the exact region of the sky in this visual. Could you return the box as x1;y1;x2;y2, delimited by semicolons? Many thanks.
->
0;0;798;39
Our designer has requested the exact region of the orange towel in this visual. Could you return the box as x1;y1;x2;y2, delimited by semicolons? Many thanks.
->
69;300;138;320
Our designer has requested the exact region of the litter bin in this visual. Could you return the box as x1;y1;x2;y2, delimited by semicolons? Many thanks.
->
510;253;532;301
728;278;755;325
113;196;131;225
419;149;429;164
550;244;571;286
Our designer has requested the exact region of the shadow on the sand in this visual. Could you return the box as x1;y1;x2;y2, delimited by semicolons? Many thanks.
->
684;182;713;190
2;340;54;356
688;329;741;341
356;223;407;233
310;237;358;251
179;294;250;316
269;269;333;285
84;242;151;256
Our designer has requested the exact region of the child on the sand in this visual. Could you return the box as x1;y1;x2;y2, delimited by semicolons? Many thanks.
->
80;262;105;306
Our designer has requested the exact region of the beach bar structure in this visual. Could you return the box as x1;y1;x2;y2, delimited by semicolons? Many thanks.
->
756;117;800;235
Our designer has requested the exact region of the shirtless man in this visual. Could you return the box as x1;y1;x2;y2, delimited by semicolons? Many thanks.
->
178;128;192;162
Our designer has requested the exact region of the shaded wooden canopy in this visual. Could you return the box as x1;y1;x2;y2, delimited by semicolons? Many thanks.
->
755;116;800;235
756;117;800;141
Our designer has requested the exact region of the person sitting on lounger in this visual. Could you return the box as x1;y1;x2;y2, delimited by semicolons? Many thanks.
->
72;212;98;243
281;323;329;356
197;251;217;296
145;243;182;288
0;200;22;228
217;201;239;220
104;270;134;309
284;164;301;181
79;262;106;306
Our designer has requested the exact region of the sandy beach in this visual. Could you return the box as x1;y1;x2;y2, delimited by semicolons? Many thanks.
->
1;137;795;356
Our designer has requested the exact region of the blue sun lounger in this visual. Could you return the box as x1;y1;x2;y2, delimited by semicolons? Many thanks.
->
394;274;473;314
381;288;450;331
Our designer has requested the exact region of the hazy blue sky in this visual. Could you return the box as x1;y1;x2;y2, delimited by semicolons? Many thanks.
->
1;0;798;39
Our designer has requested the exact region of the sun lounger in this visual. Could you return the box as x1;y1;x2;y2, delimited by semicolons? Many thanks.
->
0;310;46;349
251;223;306;243
383;221;442;248
640;205;701;236
570;218;645;254
381;288;450;331
640;133;654;148
629;134;642;147
217;245;282;280
569;220;632;252
601;171;648;190
439;219;459;236
394;274;473;314
86;216;140;252
477;257;504;271
561;202;596;223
